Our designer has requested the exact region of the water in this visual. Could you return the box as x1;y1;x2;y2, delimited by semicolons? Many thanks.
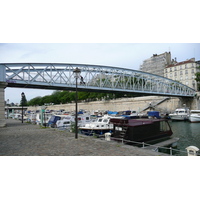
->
168;121;200;156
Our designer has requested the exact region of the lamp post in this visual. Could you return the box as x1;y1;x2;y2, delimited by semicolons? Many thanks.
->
73;67;81;139
21;92;25;123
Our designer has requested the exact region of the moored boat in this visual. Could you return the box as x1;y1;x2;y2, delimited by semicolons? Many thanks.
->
110;118;173;143
56;113;91;128
189;110;200;123
169;108;189;121
79;114;113;136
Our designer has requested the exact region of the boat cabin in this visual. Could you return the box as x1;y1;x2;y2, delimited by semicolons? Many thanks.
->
110;118;173;143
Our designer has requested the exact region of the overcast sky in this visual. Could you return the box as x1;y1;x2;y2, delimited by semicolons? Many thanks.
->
1;43;200;104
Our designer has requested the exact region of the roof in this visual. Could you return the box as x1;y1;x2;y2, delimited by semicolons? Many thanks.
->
110;118;165;127
166;59;195;68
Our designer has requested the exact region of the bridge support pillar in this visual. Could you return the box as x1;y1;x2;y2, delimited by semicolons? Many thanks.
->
192;92;200;110
0;82;7;127
179;93;200;110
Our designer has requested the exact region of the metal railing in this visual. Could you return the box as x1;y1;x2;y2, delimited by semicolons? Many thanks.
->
109;137;189;156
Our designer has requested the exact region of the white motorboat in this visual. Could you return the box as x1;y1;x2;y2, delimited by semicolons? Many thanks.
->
27;113;37;124
79;114;113;136
36;112;53;125
189;110;200;123
56;113;91;128
56;115;75;128
169;108;190;121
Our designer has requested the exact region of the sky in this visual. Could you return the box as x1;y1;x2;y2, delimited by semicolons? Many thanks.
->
1;43;200;104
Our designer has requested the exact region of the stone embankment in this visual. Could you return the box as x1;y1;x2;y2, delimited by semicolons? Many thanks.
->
0;119;166;156
28;96;180;114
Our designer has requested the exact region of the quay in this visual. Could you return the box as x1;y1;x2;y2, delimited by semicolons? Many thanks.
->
0;119;167;156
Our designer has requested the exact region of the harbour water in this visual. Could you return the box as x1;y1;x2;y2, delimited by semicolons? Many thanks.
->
168;121;200;156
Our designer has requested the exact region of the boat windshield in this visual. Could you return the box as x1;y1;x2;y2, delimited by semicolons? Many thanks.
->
98;118;103;122
160;121;170;132
176;110;186;114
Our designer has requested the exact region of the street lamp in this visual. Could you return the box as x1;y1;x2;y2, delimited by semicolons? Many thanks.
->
73;67;81;139
21;92;25;123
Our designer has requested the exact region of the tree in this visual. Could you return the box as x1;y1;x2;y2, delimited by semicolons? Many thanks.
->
20;93;28;106
27;96;42;106
195;65;200;91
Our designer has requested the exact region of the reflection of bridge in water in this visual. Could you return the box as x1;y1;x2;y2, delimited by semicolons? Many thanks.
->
0;63;197;127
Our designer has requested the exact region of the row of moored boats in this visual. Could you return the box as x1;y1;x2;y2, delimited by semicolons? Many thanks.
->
169;108;200;122
6;107;200;145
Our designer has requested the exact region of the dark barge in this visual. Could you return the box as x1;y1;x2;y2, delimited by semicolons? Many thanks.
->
109;118;173;143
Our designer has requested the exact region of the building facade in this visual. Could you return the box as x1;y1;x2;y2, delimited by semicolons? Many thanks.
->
164;58;200;91
140;52;172;76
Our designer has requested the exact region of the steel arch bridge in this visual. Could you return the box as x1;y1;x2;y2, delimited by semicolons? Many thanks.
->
0;63;196;98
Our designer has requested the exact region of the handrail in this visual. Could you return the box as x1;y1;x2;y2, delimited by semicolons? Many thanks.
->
110;137;189;156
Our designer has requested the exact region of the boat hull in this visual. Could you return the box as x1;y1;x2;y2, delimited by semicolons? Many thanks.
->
169;115;188;121
79;128;112;136
188;115;200;123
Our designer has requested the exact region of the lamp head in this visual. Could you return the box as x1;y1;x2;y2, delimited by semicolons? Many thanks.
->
73;67;81;78
21;92;25;97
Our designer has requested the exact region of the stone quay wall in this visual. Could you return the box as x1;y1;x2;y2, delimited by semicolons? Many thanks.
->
28;96;181;114
0;82;7;127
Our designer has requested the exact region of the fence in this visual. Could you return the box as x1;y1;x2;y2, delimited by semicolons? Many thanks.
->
109;137;190;156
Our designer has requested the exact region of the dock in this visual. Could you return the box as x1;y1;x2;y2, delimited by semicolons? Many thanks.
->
143;137;180;151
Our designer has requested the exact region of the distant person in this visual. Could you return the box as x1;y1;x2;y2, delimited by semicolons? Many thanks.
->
80;76;85;85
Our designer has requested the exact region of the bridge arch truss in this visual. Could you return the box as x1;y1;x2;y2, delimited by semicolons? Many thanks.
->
0;63;196;97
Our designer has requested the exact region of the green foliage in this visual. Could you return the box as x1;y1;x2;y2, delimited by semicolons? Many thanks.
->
20;93;28;106
70;122;76;133
195;65;200;91
27;90;137;106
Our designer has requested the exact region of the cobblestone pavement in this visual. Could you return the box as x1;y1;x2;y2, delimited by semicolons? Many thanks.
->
0;119;167;156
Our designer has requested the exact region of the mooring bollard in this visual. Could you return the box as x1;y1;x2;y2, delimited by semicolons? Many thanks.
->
170;147;173;156
142;142;145;148
186;146;199;156
105;132;111;141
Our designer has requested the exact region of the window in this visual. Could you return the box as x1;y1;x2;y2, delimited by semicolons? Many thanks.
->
174;72;177;76
185;70;188;74
180;71;183;75
185;64;187;69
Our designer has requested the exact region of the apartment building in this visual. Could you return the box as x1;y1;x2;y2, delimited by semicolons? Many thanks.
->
140;52;172;76
164;58;200;91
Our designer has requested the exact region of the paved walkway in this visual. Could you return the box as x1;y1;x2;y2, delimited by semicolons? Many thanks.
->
0;119;167;156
